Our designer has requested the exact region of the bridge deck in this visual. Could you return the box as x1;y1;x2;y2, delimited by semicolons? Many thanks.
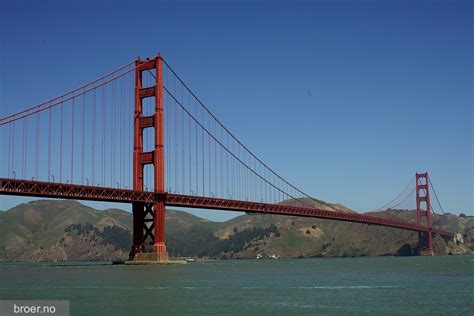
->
0;178;453;238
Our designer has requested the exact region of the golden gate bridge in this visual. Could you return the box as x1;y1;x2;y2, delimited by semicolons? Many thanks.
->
0;54;453;262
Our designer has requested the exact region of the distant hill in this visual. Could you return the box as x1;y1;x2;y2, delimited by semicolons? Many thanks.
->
279;197;355;213
0;200;471;261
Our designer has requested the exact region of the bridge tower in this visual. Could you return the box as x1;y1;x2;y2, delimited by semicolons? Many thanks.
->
416;172;434;256
130;54;168;262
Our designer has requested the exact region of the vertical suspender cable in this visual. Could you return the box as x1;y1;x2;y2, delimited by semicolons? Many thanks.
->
71;96;75;183
181;85;185;194
92;86;96;185
81;91;85;184
102;84;106;186
226;133;229;197
210;116;211;195
202;105;205;196
214;120;217;196
23;118;28;179
188;94;191;194
167;90;170;191
48;108;51;181
22;119;26;179
127;72;131;188
112;80;115;186
220;127;223;198
120;73;124;187
59;99;63;182
174;92;178;192
7;124;11;177
35;112;39;180
11;121;15;177
195;99;198;195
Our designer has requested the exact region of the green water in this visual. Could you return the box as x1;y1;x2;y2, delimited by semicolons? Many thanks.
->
0;256;473;315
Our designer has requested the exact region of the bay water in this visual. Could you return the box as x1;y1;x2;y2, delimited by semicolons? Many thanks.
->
0;255;473;315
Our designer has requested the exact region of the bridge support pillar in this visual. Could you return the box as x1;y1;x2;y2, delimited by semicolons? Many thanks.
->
153;199;167;255
416;172;434;256
129;54;169;263
132;202;145;254
129;201;168;263
418;232;434;256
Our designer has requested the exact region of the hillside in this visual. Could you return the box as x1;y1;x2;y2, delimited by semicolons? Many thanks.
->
215;210;473;259
0;200;471;261
0;200;221;261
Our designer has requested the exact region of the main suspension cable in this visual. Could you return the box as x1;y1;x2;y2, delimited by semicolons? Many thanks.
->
428;175;446;215
159;60;340;211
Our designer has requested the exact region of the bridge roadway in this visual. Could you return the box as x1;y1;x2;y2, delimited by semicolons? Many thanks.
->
0;178;453;238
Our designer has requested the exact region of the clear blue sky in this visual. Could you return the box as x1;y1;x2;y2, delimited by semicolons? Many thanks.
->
0;0;472;219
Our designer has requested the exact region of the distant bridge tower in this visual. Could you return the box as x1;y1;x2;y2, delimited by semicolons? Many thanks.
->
130;55;168;262
416;172;434;256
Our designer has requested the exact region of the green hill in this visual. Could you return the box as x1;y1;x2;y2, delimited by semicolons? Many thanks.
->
0;200;471;261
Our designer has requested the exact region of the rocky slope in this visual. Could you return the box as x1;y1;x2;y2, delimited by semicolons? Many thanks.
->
0;200;471;261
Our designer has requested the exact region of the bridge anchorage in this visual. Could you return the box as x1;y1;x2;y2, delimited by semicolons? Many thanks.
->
0;54;455;263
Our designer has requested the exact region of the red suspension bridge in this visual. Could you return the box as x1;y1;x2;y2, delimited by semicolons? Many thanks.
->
0;55;453;261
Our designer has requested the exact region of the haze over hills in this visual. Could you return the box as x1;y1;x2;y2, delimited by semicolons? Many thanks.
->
0;200;471;261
